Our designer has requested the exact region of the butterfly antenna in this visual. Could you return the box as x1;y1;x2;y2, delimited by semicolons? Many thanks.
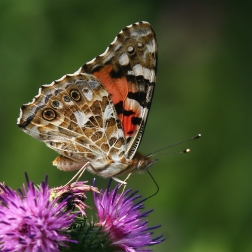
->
145;170;160;200
154;148;191;156
147;133;201;157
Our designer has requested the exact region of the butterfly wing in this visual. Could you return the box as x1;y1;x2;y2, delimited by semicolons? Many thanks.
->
78;21;157;160
17;73;127;171
17;21;157;177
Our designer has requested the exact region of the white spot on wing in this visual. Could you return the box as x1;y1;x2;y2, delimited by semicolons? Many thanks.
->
114;42;122;51
128;65;155;83
143;67;151;81
81;86;93;101
129;30;140;38
111;128;125;139
118;53;129;66
130;29;152;38
146;40;156;54
104;104;113;119
88;80;100;89
150;69;156;82
103;52;114;64
74;111;89;127
132;64;143;76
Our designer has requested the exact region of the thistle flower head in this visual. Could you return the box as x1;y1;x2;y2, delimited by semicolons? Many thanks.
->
94;179;165;252
0;173;77;252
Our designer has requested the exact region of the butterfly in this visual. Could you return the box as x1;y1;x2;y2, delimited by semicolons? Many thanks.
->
17;21;157;184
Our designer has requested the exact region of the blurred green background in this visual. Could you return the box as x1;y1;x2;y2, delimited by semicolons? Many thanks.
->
1;1;251;251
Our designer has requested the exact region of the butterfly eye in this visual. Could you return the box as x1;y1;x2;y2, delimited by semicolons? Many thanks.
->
42;108;56;121
63;95;71;102
127;45;135;55
70;89;81;101
51;100;60;108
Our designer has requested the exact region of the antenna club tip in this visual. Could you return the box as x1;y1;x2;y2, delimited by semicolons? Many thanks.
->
193;134;201;139
184;149;190;153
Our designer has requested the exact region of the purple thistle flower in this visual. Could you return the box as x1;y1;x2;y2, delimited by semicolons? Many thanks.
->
94;179;165;252
0;173;77;252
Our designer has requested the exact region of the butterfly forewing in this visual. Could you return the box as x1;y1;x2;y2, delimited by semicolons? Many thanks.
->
78;21;157;160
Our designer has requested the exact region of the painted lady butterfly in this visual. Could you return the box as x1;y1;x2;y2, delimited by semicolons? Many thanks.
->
17;21;157;183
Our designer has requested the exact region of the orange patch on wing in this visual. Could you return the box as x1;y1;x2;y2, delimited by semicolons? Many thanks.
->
123;115;138;136
93;65;140;137
93;65;127;105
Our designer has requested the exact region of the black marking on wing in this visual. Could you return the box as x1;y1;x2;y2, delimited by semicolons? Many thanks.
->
18;115;34;128
54;89;63;95
114;101;123;116
44;94;52;104
109;67;124;79
125;75;136;83
126;136;132;144
34;105;46;114
132;117;142;125
123;110;135;116
90;65;103;73
127;91;147;107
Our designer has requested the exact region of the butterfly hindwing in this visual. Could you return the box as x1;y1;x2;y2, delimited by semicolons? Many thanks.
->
18;74;127;169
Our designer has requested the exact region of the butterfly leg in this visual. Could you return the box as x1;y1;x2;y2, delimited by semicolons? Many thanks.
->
112;176;127;185
118;173;132;188
64;162;90;186
115;173;132;208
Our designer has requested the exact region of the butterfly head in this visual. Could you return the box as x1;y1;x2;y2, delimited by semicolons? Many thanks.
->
132;152;158;174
